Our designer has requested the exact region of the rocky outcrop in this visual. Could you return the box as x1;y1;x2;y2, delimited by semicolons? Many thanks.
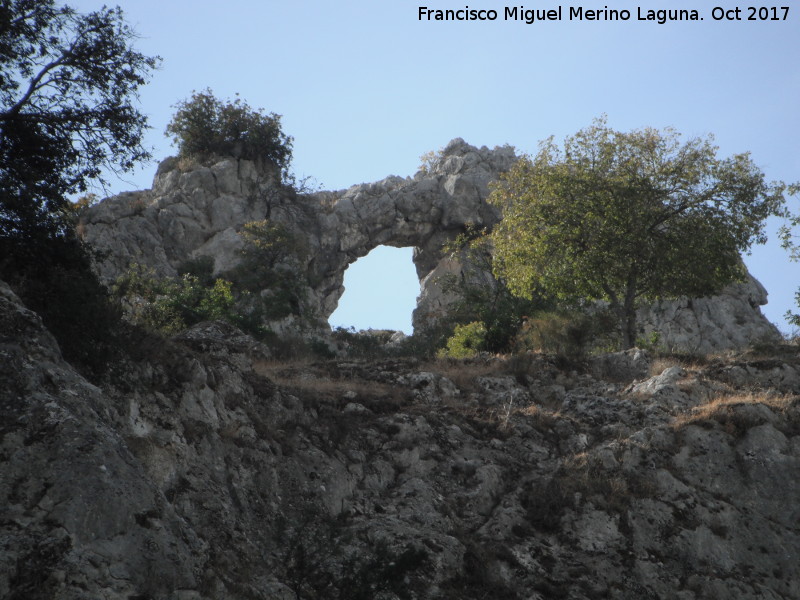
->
637;274;780;354
80;139;780;350
0;280;205;599
81;139;516;324
3;280;800;599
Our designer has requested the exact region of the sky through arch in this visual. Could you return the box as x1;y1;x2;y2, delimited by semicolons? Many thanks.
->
328;246;419;334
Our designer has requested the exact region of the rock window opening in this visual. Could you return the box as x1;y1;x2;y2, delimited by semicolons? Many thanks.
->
328;246;419;334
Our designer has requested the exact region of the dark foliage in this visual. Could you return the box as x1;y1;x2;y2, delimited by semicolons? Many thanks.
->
438;226;549;354
0;1;159;376
0;0;159;237
2;232;121;377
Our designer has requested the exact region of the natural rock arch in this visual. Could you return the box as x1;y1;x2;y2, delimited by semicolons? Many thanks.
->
81;139;780;352
82;138;516;324
298;138;517;324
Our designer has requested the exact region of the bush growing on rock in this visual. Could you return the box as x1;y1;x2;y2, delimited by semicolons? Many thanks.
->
238;220;307;273
778;184;800;328
438;321;488;358
113;264;235;335
226;219;311;322
515;310;600;359
417;147;444;175
165;89;293;179
113;220;314;340
176;255;216;286
0;1;158;376
438;226;544;354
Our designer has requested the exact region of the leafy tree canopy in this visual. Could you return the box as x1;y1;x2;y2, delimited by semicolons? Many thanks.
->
165;89;293;179
439;225;546;353
0;0;159;240
490;117;788;349
778;183;800;327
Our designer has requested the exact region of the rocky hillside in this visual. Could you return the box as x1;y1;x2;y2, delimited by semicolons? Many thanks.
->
79;139;781;352
3;279;800;599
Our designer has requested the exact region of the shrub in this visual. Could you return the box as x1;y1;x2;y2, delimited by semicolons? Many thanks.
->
176;255;216;286
437;225;547;354
515;310;600;359
418;147;444;175
113;264;235;335
3;233;122;378
635;330;664;353
238;220;306;274
115;220;313;339
165;89;293;178
331;327;391;358
438;321;488;359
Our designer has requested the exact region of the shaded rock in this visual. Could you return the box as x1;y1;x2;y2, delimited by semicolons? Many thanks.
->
590;348;651;382
3;273;798;598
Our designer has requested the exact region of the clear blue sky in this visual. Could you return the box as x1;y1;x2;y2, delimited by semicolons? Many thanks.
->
72;0;800;335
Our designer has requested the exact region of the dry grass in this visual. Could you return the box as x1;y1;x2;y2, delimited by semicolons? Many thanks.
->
647;351;720;378
518;404;563;430
561;450;657;510
252;358;408;411
129;196;148;215
176;155;203;172
672;391;797;435
521;447;657;531
420;357;507;393
275;376;401;401
648;356;685;377
421;352;556;393
252;358;311;378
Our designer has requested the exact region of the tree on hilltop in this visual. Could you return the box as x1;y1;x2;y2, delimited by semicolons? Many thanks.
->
489;118;788;349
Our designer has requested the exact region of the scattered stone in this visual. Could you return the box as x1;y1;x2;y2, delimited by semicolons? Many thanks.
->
1;270;796;597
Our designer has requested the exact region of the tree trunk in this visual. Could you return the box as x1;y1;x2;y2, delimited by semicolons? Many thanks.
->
620;279;638;350
605;279;639;350
621;307;637;350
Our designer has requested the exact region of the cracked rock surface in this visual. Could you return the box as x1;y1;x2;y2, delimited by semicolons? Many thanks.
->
2;281;800;599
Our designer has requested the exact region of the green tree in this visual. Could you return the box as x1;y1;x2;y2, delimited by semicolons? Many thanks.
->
438;225;544;353
0;1;158;375
165;89;293;179
490;118;788;349
228;219;309;321
437;321;488;359
778;183;800;328
0;0;158;240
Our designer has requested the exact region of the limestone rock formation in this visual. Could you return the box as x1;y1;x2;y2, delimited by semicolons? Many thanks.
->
80;138;780;350
3;280;800;599
636;274;780;354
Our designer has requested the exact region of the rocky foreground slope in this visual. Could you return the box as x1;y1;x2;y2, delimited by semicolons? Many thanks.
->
2;280;800;599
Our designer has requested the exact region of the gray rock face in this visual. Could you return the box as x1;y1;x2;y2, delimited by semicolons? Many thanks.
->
3;281;800;599
80;139;780;351
0;281;205;599
637;274;781;354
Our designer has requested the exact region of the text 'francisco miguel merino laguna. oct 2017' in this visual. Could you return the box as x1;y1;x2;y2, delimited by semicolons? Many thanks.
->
417;5;791;24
